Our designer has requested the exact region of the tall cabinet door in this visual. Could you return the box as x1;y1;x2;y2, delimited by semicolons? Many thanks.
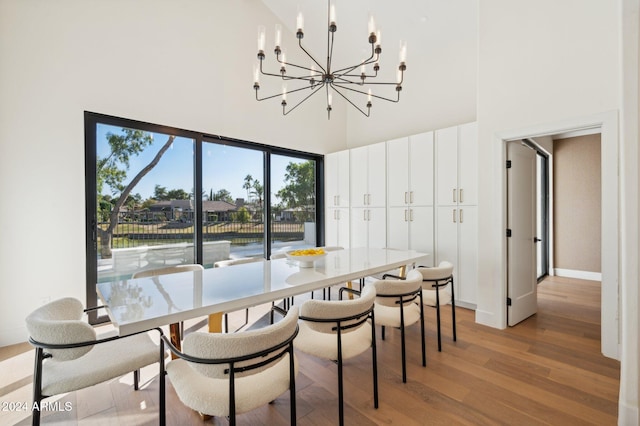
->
458;205;478;303
387;206;410;250
409;206;434;266
458;122;478;206
409;132;434;206
436;126;459;206
367;143;387;207
326;208;350;248
350;146;368;208
387;138;409;208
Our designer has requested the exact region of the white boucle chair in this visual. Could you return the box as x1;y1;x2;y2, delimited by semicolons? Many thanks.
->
372;269;426;383
25;297;166;426
415;261;456;352
162;306;299;426
295;284;378;426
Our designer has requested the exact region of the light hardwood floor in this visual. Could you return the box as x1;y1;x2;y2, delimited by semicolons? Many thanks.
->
0;276;620;425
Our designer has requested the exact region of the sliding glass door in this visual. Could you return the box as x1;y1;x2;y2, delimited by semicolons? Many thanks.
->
85;112;323;323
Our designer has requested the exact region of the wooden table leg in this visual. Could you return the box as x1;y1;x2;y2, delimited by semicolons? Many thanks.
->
169;323;181;360
346;281;354;299
208;312;223;333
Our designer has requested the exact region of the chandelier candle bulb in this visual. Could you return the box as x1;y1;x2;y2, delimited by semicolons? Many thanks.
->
368;14;376;36
257;25;266;53
399;40;407;63
330;3;336;26
376;30;382;52
297;12;304;31
275;24;282;49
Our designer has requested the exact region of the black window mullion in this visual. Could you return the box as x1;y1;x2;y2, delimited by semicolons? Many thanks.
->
195;137;203;264
264;151;272;259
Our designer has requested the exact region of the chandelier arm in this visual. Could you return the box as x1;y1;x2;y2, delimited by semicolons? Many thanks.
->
256;82;325;102
283;83;327;115
331;45;377;75
331;82;401;103
297;39;327;74
330;85;371;117
276;50;325;75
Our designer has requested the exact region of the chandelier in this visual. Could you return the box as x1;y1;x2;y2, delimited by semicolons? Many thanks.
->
253;0;407;119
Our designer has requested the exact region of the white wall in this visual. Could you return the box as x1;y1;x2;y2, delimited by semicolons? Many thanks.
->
0;0;347;346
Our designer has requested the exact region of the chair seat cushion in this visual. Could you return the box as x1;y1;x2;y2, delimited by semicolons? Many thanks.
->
422;289;451;307
295;321;372;361
373;303;421;328
166;353;296;416
42;332;161;396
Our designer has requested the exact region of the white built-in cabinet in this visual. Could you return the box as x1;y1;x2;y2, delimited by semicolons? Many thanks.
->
323;122;478;307
324;151;350;248
386;132;435;266
350;142;386;248
434;122;478;305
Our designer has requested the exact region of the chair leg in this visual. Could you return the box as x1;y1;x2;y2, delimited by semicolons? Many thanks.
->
434;284;443;352
400;302;407;383
451;277;457;342
381;325;386;340
32;347;44;426
371;312;379;409
159;339;166;426
288;344;297;425
419;292;426;367
133;369;139;390
336;328;345;426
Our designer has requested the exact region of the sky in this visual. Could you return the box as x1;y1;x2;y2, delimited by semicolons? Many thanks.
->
96;124;308;203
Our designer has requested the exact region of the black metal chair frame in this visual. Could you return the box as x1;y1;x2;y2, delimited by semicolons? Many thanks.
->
419;270;457;352
29;304;166;426
161;307;299;426
378;274;426;383
298;287;378;426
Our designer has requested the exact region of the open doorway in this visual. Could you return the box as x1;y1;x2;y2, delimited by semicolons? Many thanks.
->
499;111;618;359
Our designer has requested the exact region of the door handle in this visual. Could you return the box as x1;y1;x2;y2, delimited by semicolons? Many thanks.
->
453;188;457;203
460;208;464;223
410;209;414;221
453;209;457;223
404;191;408;204
404;209;408;222
460;188;464;203
534;237;542;243
410;191;414;203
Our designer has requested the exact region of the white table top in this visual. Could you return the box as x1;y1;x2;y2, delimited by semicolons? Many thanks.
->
97;247;429;336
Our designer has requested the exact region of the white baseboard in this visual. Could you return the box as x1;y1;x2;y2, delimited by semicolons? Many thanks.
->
553;268;602;281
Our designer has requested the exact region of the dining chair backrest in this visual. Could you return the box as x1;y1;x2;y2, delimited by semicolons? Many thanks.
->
214;257;266;268
372;269;423;307
299;284;376;334
132;263;204;279
25;297;97;361
181;306;299;379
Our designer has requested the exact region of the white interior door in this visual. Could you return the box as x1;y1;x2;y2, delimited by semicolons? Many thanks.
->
507;141;538;326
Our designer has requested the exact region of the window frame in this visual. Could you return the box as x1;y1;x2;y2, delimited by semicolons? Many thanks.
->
84;111;324;324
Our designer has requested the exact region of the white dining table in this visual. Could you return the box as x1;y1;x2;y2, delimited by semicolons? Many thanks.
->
96;247;429;337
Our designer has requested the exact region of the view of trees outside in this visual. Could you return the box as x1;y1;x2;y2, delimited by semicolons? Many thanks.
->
95;124;317;276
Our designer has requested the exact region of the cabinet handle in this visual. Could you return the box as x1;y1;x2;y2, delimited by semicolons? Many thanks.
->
453;188;457;203
453;209;457;223
460;189;464;203
410;209;414;221
364;194;367;205
404;191;408;204
404;209;408;222
363;210;367;221
367;210;371;221
460;208;464;223
410;191;414;204
368;193;371;205
337;195;340;206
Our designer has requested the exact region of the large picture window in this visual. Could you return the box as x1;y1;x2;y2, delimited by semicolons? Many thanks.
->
85;112;323;323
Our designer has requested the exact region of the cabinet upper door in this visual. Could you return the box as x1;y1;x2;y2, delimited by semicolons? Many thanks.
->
457;122;478;206
324;152;339;207
367;142;386;207
325;150;350;208
409;131;434;206
350;146;368;207
386;137;409;207
436;126;459;206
